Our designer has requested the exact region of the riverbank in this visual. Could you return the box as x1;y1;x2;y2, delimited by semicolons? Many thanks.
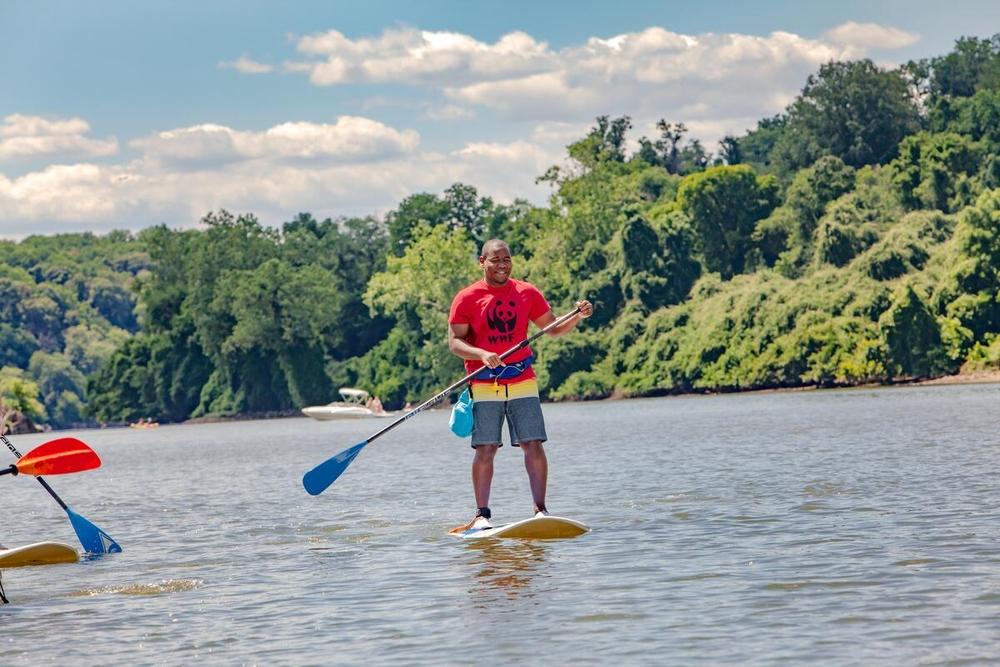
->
914;368;1000;386
17;367;1000;434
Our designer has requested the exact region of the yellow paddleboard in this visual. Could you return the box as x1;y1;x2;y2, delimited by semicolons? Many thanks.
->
457;515;590;540
0;542;79;568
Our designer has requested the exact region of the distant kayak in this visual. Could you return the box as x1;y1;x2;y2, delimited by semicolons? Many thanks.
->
0;542;79;568
456;515;590;540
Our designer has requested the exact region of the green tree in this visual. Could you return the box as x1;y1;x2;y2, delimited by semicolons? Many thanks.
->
878;283;949;377
735;115;787;172
773;60;921;173
615;212;700;312
938;188;1000;343
210;259;345;409
0;367;46;422
28;351;87;427
279;213;392;358
678;165;779;278
86;335;162;423
718;135;743;165
63;323;130;375
785;156;858;229
359;223;479;404
0;323;40;368
386;192;449;255
925;34;1000;98
892;131;983;212
87;322;213;424
88;277;138;331
365;223;479;345
637;121;685;174
385;184;502;255
765;156;858;271
568;115;632;169
942;88;1000;145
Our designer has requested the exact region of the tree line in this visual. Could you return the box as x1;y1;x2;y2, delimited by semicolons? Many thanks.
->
1;34;999;429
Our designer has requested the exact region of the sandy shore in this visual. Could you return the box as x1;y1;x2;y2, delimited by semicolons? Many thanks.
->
914;369;1000;386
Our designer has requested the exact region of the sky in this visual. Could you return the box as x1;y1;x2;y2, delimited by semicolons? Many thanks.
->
1;0;998;239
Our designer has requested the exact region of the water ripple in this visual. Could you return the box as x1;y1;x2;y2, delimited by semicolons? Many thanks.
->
1;383;998;665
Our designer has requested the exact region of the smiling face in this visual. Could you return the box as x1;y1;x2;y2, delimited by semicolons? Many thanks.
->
479;241;512;287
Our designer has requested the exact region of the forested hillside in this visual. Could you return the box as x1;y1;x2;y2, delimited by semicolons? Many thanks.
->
2;35;999;429
0;232;144;429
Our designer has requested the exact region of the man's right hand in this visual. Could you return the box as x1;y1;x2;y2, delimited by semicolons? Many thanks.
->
478;350;503;369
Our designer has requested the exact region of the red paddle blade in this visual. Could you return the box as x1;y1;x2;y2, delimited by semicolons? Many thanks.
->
15;437;101;476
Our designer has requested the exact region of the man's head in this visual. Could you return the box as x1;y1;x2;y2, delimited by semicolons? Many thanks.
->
479;239;512;287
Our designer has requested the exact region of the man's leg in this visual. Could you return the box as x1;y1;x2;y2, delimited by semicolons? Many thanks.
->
520;439;547;513
473;444;499;509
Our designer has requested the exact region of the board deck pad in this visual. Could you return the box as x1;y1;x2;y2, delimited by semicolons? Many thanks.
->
457;515;590;540
0;542;79;568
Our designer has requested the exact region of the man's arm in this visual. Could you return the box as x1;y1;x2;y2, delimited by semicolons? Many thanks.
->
532;299;594;337
449;322;504;369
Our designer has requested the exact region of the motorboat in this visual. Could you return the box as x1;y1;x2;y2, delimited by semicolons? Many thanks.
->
301;388;393;420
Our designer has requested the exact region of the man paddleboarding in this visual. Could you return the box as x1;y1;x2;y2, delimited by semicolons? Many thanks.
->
447;239;592;532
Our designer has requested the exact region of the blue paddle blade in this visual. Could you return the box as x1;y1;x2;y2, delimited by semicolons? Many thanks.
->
303;440;368;496
66;507;123;554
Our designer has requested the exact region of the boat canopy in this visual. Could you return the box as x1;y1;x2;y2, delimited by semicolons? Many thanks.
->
338;388;370;404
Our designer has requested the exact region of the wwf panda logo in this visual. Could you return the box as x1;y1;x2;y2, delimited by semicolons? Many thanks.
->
487;299;517;333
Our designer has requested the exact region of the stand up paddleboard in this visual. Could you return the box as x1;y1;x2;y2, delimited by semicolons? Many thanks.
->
0;542;79;568
456;515;590;540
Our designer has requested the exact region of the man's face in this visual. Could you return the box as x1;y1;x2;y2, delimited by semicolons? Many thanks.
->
480;245;512;287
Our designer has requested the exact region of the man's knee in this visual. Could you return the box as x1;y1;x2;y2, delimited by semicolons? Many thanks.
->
473;444;499;462
520;440;544;455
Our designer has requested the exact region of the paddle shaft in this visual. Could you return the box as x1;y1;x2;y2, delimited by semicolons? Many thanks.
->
365;306;583;445
2;434;70;510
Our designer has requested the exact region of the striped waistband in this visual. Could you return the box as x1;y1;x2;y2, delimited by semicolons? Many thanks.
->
470;378;539;402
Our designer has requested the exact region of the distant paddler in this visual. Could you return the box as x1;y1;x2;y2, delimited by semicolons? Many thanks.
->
447;238;593;533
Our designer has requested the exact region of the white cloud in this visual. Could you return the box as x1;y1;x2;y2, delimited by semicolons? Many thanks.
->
218;56;274;74
0;114;118;160
1;22;925;237
288;27;552;86
0;164;128;230
275;23;915;129
130;116;420;166
0;133;560;238
455;140;551;166
445;28;854;123
822;22;920;53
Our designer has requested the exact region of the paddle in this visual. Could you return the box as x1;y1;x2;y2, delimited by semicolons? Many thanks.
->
1;432;122;555
303;306;584;496
0;437;101;477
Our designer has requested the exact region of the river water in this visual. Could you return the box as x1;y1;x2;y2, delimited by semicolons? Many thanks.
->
2;383;998;665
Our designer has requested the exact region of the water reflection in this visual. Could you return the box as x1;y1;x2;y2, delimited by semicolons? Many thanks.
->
465;540;548;602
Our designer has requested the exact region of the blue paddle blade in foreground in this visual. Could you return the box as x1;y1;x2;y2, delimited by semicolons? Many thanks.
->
302;440;368;496
67;507;123;554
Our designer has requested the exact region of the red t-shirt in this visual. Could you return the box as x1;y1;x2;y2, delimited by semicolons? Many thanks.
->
449;278;551;382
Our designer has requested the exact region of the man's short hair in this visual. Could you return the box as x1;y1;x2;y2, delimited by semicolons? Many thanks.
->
480;239;510;257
